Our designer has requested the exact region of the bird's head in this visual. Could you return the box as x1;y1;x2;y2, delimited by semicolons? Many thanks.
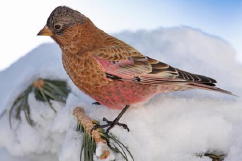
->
37;6;96;47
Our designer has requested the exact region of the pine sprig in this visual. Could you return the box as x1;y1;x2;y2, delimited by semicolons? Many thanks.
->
196;151;225;161
74;107;134;161
76;122;134;161
9;78;70;127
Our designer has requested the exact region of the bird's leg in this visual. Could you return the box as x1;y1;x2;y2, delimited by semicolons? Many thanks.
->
93;105;130;133
92;102;101;105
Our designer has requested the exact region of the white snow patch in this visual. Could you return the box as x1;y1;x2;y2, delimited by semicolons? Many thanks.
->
94;143;115;161
0;27;242;161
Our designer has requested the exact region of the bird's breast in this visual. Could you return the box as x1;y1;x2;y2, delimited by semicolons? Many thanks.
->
62;52;111;93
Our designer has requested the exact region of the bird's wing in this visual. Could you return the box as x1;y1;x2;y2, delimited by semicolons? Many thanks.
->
91;45;217;86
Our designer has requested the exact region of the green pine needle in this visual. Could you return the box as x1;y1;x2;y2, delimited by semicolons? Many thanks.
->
76;122;134;161
196;151;225;161
9;78;70;128
9;86;33;127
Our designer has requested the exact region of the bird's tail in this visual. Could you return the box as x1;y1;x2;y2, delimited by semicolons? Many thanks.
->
187;82;237;96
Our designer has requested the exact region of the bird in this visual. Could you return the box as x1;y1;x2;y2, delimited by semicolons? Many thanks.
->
38;6;234;133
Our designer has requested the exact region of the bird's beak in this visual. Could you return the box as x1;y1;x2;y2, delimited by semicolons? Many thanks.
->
37;26;53;36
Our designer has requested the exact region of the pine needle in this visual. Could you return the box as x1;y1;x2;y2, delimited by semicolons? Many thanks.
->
196;151;225;161
9;78;70;127
74;107;134;161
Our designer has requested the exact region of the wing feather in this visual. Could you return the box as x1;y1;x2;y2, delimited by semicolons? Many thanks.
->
91;45;217;86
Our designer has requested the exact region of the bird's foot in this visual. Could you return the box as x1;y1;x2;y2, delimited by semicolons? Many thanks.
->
92;102;101;105
92;105;130;134
93;117;130;134
103;117;130;133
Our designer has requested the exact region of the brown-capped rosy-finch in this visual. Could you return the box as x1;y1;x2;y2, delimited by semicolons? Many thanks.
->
38;6;233;133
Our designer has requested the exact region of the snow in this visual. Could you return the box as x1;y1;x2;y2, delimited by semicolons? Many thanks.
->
0;26;242;161
94;143;115;161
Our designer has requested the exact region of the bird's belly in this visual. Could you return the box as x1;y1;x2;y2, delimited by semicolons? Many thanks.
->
89;81;159;109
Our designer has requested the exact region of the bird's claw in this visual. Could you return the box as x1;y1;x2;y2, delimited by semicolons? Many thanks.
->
103;117;130;133
103;117;130;132
91;117;130;134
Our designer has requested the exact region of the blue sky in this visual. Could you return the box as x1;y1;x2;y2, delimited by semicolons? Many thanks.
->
0;0;241;70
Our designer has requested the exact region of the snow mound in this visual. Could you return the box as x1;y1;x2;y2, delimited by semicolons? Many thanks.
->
0;27;242;161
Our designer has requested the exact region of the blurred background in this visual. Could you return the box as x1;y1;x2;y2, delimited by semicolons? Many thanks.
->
0;0;241;70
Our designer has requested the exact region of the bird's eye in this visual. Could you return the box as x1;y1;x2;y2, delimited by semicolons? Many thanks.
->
54;24;62;30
